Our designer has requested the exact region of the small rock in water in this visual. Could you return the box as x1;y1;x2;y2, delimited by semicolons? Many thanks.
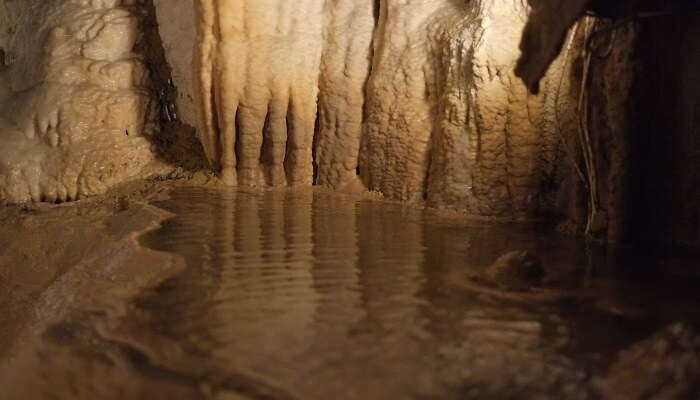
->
485;250;544;289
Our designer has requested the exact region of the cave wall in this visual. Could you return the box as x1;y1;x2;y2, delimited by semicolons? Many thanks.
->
0;0;170;203
155;0;578;219
363;0;577;217
149;0;700;244
582;15;700;245
516;1;700;245
315;0;376;190
0;2;8;62
0;0;581;221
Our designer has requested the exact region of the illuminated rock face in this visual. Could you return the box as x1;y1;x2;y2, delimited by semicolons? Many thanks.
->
362;0;576;217
1;0;581;220
315;0;376;190
168;0;577;218
192;0;326;187
174;0;375;189
0;0;166;203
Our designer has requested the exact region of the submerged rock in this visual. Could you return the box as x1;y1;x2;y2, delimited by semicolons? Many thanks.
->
484;250;545;290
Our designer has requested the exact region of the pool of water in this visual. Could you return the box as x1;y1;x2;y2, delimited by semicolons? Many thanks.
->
133;186;699;399
3;185;699;399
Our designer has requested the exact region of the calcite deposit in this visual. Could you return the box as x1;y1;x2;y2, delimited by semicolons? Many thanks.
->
193;0;327;187
1;0;578;218
362;0;577;216
156;0;579;219
0;0;168;203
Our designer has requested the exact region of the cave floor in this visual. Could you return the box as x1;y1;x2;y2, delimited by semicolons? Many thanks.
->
1;180;699;399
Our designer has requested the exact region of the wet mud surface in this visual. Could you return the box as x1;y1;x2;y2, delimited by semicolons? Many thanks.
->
1;184;700;399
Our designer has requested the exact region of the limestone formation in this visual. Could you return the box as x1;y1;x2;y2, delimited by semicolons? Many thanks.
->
1;0;581;218
192;0;326;188
163;0;579;219
363;0;578;218
0;0;168;203
315;0;375;190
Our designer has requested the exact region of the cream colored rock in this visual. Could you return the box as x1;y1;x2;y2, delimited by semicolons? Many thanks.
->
360;0;447;202
2;0;580;217
0;0;166;203
315;0;375;189
154;0;578;217
193;0;326;187
362;0;577;217
156;1;374;189
427;0;578;218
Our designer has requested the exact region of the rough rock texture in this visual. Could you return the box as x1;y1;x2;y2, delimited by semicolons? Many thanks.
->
526;14;700;244
315;0;375;189
363;0;578;217
359;0;443;202
179;0;375;189
5;0;700;246
0;0;169;203
155;0;578;219
0;2;9;60
4;0;580;219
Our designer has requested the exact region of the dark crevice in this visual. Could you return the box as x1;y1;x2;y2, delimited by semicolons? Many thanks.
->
358;0;382;182
283;101;294;181
312;104;320;185
233;107;242;171
136;0;207;172
260;108;273;167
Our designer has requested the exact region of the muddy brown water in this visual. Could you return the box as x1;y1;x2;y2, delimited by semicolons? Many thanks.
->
3;185;700;399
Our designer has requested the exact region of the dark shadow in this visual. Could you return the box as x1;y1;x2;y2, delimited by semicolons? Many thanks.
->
135;0;209;173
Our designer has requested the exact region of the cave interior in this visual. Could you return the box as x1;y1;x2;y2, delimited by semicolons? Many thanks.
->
1;0;700;399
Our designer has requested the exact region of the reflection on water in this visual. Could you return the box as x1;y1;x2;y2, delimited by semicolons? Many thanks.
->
5;186;699;399
132;187;700;399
